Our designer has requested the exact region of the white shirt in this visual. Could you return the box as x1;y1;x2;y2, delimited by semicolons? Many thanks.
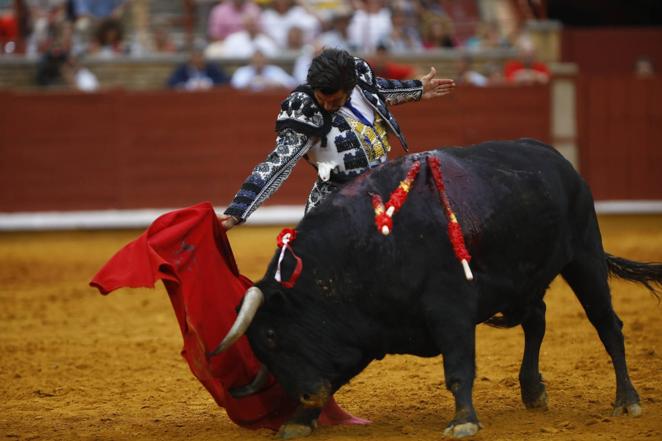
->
338;86;374;124
261;6;320;49
205;31;279;58
75;67;99;92
347;9;392;53
231;65;297;91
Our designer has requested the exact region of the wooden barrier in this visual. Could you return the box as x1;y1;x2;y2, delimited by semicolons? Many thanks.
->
576;75;662;200
1;86;551;212
562;28;662;74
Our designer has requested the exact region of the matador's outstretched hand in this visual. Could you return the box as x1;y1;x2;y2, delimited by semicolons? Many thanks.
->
421;67;456;100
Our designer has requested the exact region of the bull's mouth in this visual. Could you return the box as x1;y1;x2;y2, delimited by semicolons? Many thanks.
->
299;380;332;408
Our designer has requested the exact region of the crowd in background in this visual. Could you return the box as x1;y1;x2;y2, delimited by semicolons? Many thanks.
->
0;0;554;91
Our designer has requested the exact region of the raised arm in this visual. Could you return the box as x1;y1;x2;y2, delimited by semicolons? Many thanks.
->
221;91;325;229
376;67;455;106
222;129;314;228
376;77;424;106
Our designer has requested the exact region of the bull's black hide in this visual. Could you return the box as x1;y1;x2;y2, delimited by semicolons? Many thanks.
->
221;139;662;439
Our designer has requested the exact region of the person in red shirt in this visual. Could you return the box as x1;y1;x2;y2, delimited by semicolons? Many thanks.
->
504;46;550;85
369;43;416;80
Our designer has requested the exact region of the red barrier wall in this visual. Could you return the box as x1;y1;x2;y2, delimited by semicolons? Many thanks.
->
0;87;550;212
577;75;662;200
562;28;662;74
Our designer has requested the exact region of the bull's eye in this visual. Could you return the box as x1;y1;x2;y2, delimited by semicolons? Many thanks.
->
265;328;277;350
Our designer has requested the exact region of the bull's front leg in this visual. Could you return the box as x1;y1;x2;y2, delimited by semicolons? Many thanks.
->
277;406;321;440
441;329;480;438
429;312;481;438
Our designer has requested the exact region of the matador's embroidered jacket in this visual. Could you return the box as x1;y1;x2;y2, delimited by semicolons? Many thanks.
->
224;57;423;221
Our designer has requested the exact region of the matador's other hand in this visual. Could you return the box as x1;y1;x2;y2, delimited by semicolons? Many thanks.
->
421;67;455;100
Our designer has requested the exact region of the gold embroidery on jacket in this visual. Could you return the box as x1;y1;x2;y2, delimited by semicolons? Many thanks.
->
346;114;391;162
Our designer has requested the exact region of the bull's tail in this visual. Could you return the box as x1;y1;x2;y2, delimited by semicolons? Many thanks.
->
606;253;662;299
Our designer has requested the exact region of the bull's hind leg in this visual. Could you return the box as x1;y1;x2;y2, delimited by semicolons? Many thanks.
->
427;305;481;438
519;300;548;409
562;255;641;417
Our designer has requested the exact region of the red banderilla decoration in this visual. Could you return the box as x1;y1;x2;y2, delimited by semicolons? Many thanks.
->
371;161;421;235
275;228;303;288
427;155;474;281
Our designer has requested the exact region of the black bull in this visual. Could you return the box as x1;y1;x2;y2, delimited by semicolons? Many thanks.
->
211;139;662;439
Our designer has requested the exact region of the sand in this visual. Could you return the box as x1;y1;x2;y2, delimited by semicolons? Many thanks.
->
1;215;661;441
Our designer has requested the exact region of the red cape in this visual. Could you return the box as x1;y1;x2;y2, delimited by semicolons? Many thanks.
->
90;202;368;430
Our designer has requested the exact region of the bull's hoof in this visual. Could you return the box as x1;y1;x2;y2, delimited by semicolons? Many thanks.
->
612;403;642;417
521;374;548;410
277;423;315;439
523;388;548;410
443;422;481;439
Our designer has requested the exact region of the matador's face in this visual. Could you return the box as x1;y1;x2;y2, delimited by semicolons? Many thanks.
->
313;89;349;113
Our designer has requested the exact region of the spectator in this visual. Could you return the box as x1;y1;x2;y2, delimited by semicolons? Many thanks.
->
261;0;320;50
386;8;423;54
230;50;296;91
285;25;304;51
504;44;550;85
24;1;72;55
483;62;505;85
317;8;355;52
455;54;487;86
390;0;420;17
0;2;18;37
192;0;217;40
478;0;519;45
61;54;99;91
35;40;69;86
421;13;456;49
292;42;318;84
298;0;349;23
369;43;415;80
347;0;392;53
206;15;278;58
72;0;126;41
151;24;177;53
634;56;655;78
34;19;72;86
88;17;124;57
73;0;125;20
464;21;507;51
207;0;260;42
168;48;229;90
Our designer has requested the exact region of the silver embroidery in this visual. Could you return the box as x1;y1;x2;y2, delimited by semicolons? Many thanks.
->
305;179;338;213
276;92;324;128
380;88;423;105
243;130;314;219
354;58;374;84
253;130;310;180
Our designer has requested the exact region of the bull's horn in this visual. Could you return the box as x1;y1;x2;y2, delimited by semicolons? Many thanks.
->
207;286;264;357
229;364;270;398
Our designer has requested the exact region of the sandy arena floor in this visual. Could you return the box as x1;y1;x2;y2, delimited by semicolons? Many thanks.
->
1;215;661;441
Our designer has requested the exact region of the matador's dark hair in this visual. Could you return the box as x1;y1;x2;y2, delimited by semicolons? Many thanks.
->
306;48;357;94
